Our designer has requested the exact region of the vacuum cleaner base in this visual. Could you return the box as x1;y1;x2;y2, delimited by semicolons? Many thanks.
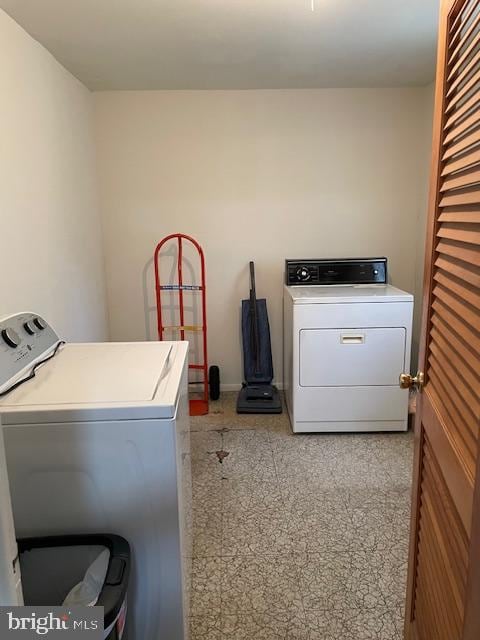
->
236;384;282;414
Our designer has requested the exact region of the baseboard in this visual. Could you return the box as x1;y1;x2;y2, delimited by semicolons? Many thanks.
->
219;383;242;392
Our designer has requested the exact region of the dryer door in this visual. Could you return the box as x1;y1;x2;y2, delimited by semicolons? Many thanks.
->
300;327;406;387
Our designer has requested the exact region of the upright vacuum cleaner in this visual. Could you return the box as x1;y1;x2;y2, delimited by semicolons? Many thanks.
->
236;262;282;414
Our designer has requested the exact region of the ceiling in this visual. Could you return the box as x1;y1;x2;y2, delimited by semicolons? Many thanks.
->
1;0;439;90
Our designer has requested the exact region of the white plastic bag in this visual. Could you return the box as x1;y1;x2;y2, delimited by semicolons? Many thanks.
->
62;548;110;607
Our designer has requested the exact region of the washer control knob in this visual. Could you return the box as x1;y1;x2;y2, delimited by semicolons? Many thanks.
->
296;266;311;282
2;328;21;348
24;321;37;335
33;317;46;331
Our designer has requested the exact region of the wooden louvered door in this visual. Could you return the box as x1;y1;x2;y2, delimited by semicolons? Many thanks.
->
405;0;480;638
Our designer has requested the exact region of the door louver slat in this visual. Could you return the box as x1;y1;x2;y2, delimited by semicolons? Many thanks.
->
434;252;480;286
432;299;480;354
444;107;480;142
436;222;480;243
441;147;480;174
436;237;479;265
431;310;480;371
432;284;479;327
445;68;480;114
439;187;480;207
430;325;480;395
446;49;480;97
444;91;480;129
413;436;469;638
448;9;480;61
449;2;476;36
428;346;479;427
428;366;478;474
434;268;480;309
449;0;478;43
440;167;480;191
447;31;480;82
442;128;480;158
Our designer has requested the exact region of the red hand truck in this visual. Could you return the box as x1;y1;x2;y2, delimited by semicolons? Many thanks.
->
154;234;209;416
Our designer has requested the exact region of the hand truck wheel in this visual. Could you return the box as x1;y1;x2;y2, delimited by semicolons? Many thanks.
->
209;365;220;401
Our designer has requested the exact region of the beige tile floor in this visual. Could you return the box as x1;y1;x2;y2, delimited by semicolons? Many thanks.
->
190;392;414;640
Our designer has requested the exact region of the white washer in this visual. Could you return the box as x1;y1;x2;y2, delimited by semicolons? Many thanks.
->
283;258;414;433
0;312;191;640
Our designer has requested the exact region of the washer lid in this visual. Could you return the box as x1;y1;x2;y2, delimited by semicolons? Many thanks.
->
0;342;186;422
285;284;413;304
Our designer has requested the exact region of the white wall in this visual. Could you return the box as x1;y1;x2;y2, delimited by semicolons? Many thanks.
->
94;88;433;387
0;10;108;341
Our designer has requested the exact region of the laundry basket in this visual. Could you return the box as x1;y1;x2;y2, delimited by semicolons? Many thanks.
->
17;534;130;639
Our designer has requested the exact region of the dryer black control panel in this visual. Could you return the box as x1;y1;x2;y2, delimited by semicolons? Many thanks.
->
285;258;387;286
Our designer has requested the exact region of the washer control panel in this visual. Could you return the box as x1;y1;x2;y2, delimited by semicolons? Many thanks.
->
0;313;60;393
285;258;387;286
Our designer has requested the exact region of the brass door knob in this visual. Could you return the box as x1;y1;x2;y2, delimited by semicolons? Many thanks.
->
399;371;425;390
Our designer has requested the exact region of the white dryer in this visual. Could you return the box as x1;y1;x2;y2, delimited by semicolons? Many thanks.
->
283;258;413;433
0;312;191;640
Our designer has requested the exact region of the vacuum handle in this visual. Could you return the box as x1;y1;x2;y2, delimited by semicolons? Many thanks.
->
249;261;260;375
249;261;256;298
